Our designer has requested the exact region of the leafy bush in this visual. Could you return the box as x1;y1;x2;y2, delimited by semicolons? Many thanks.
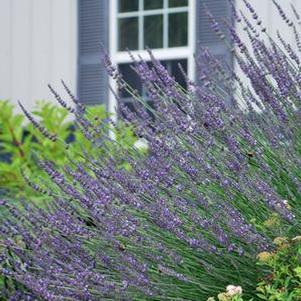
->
208;236;301;301
1;1;301;300
0;99;141;201
256;236;301;300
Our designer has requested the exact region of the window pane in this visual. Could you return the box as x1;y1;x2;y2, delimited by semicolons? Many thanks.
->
118;17;139;50
169;0;188;7
118;63;142;99
144;0;163;10
168;12;187;47
118;0;139;12
144;15;163;49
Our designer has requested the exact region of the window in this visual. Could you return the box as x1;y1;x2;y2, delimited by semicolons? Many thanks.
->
117;0;188;51
109;0;195;115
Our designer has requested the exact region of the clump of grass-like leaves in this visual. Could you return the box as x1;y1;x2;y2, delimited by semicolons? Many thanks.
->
1;1;301;300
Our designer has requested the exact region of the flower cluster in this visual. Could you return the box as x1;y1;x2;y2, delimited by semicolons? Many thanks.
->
1;1;301;300
207;285;243;301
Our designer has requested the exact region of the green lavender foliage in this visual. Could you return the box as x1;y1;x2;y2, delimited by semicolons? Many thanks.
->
0;100;144;296
2;2;301;300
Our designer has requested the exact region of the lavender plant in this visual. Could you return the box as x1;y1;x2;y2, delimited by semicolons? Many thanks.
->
1;1;301;300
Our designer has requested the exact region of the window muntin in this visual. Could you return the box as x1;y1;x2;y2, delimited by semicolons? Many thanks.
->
117;0;188;12
117;0;189;51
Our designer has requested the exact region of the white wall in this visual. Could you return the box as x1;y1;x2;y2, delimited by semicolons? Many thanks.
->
235;0;301;106
236;0;301;46
0;0;77;112
0;0;299;113
234;0;301;107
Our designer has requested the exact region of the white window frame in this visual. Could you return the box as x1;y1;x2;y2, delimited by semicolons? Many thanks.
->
109;0;196;117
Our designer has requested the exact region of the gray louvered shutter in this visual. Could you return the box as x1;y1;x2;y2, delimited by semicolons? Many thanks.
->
77;0;109;106
196;0;233;70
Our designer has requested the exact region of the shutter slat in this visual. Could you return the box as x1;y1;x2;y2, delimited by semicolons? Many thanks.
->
196;0;232;60
195;0;233;104
78;0;109;105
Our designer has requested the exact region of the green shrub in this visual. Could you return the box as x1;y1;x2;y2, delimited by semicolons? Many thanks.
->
208;236;301;301
256;236;301;300
0;100;144;201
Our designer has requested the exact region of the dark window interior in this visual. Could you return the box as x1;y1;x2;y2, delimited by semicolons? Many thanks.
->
118;0;139;12
168;12;188;47
118;58;187;105
144;0;163;10
169;0;188;7
118;17;139;50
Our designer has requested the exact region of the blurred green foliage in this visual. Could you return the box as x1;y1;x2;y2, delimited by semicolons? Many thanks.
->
0;100;145;201
255;236;301;300
207;235;301;301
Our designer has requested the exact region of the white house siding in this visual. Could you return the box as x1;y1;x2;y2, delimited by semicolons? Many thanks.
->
0;0;300;113
236;0;301;53
236;0;301;42
235;0;301;107
0;0;77;113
